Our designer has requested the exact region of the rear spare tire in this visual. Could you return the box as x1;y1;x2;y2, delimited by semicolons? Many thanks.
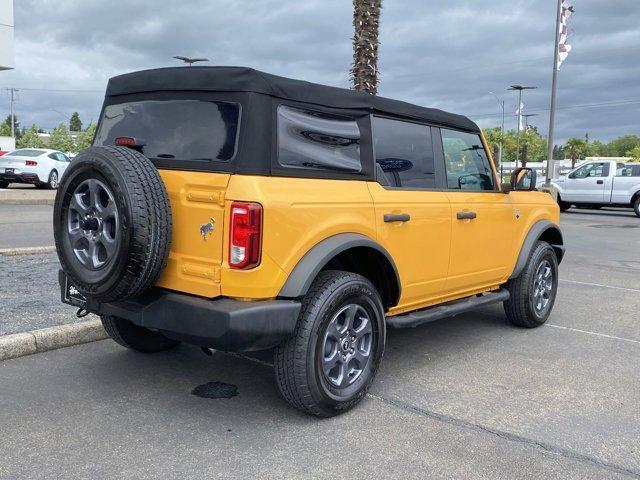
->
53;146;171;302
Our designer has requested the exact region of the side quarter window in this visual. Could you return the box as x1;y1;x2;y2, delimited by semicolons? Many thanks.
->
441;129;495;191
372;116;435;189
277;105;362;173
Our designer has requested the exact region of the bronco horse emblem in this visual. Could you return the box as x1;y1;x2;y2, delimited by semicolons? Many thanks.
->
199;218;216;241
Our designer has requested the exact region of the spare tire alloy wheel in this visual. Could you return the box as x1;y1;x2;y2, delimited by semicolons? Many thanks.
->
53;146;172;302
68;178;119;270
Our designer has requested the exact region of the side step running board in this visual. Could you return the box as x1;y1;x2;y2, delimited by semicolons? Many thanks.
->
386;289;510;329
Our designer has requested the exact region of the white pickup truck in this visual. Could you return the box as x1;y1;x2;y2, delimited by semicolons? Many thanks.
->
550;160;640;217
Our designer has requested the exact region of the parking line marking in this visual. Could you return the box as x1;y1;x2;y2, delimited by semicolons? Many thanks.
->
561;279;640;293
547;324;640;345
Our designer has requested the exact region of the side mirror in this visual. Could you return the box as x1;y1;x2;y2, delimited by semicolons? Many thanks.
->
509;167;537;191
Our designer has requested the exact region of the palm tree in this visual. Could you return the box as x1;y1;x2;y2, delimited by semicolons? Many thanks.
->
351;0;382;95
564;137;587;168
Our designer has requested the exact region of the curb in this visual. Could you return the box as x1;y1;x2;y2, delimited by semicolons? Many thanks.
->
0;319;108;361
0;198;55;206
0;246;56;256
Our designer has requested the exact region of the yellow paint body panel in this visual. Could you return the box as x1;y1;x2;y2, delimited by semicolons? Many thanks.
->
155;170;230;298
153;158;559;316
222;176;376;299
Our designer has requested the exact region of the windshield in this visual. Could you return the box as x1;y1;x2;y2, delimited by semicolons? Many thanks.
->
6;149;45;157
95;100;240;162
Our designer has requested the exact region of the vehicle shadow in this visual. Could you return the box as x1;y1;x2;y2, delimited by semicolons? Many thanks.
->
87;304;514;419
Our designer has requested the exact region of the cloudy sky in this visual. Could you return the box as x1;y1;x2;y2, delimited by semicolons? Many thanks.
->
2;0;639;143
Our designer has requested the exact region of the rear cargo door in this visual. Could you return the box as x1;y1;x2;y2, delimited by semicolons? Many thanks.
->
94;97;243;298
155;171;229;298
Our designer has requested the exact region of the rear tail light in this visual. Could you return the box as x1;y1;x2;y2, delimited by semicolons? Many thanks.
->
25;160;38;166
229;202;262;269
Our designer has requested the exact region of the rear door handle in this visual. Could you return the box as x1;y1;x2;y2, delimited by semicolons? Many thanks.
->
596;180;604;184
456;211;477;220
384;213;410;223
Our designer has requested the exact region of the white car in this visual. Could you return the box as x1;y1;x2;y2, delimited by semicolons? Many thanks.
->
0;148;72;189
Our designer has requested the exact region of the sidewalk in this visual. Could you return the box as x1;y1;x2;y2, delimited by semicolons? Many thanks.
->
0;186;56;205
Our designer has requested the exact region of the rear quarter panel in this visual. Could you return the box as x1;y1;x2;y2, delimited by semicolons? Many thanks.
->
222;175;376;299
611;176;640;204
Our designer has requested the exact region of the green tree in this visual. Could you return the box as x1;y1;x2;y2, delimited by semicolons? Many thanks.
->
564;137;588;168
625;145;640;162
585;139;605;157
552;144;564;159
351;0;382;94
75;122;96;152
69;112;83;132
0;114;20;138
520;129;547;164
48;123;75;152
16;124;46;149
605;135;640;157
482;127;504;163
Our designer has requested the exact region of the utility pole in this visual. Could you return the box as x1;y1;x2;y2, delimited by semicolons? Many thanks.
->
6;87;18;137
508;84;537;167
545;0;564;185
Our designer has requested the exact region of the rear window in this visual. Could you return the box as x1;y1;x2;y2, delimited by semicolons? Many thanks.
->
277;105;362;172
6;149;45;157
95;100;240;162
619;164;640;177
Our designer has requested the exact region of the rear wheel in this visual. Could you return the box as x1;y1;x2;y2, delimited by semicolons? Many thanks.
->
634;197;640;218
274;271;386;417
47;170;59;189
101;316;180;353
0;180;8;189
504;241;558;328
557;196;570;212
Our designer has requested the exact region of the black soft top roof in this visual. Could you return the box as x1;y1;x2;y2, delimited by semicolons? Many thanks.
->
106;67;479;132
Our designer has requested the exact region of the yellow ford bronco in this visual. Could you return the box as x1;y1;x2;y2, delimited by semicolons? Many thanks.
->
54;67;563;417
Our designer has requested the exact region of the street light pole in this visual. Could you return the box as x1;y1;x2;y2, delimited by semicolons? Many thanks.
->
545;0;564;185
508;85;537;167
489;91;505;180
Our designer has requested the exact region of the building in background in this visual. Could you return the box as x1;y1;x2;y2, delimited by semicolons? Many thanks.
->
0;0;15;70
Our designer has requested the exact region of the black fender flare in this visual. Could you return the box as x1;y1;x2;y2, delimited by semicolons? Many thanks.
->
278;233;401;304
510;220;564;279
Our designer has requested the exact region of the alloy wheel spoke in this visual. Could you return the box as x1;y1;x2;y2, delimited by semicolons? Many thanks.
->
354;316;372;340
352;348;369;367
101;200;117;219
70;194;90;215
100;236;117;258
344;304;359;330
89;242;105;269
88;179;99;209
68;227;85;246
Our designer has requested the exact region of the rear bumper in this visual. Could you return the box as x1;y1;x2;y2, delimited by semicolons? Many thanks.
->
0;172;40;184
59;271;301;352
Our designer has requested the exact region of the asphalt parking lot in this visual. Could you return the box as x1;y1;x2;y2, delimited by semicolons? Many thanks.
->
1;206;639;479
